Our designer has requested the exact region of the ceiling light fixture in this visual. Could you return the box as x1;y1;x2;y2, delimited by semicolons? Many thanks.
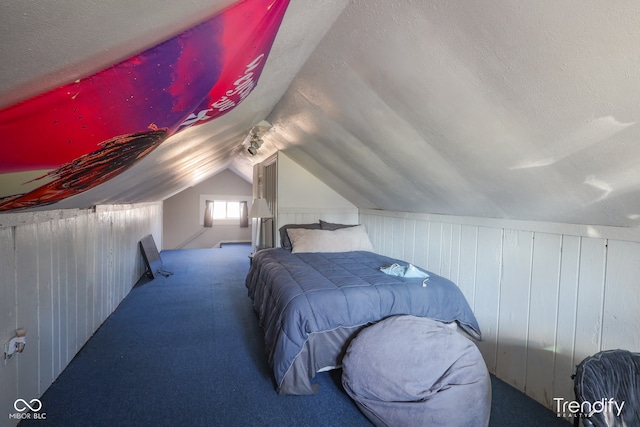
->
243;120;272;156
247;132;263;156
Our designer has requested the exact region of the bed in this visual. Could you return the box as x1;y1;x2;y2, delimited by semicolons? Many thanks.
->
245;222;481;395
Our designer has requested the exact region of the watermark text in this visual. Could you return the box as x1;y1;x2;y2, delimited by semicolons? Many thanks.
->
554;397;624;418
8;399;46;420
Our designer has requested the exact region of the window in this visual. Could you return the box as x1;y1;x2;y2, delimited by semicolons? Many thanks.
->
200;195;251;226
212;200;240;219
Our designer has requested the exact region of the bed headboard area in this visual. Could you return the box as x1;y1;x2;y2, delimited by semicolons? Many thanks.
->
275;207;359;248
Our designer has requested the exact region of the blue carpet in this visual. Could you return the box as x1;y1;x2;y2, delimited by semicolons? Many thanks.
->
20;244;570;426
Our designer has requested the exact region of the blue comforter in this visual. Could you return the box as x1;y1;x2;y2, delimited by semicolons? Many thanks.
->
245;248;481;392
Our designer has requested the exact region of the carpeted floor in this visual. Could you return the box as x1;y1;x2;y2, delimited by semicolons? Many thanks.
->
20;244;571;426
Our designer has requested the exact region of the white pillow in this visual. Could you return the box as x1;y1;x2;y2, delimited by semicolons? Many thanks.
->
287;224;374;253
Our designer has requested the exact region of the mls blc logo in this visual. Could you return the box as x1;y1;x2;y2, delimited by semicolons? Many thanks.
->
9;398;46;420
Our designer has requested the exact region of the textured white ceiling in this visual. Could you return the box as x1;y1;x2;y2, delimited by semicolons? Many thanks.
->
268;0;640;226
2;0;640;227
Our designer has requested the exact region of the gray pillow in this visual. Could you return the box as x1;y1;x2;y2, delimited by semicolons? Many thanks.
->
287;225;374;253
319;219;357;231
279;223;321;248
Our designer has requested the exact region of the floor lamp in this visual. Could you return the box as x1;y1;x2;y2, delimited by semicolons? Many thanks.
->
249;198;273;252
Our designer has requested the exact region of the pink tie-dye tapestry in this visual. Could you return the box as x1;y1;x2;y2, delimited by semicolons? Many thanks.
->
0;0;289;211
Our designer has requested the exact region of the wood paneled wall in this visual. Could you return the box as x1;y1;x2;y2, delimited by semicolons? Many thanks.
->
0;203;162;423
360;209;640;412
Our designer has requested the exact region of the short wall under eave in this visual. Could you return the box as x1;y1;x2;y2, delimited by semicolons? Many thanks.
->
0;202;162;425
360;208;640;416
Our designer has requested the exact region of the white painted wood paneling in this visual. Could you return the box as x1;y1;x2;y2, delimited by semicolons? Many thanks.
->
391;217;406;261
50;217;63;380
84;214;97;343
36;221;54;395
601;240;640;351
573;238;607;365
413;220;429;270
15;223;40;402
382;216;394;256
552;235;581;411
0;202;161;425
496;229;533;389
456;225;479;312
360;208;640;416
526;232;562;407
442;223;461;283
0;227;17;422
427;222;443;275
76;214;89;351
64;217;78;368
473;227;503;374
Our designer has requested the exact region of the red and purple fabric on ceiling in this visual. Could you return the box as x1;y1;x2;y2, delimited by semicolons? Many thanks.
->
0;0;290;211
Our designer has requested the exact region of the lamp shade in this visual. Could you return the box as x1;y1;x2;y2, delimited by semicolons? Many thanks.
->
249;198;272;218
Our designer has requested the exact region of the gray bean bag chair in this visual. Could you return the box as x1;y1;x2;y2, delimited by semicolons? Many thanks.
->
342;315;491;427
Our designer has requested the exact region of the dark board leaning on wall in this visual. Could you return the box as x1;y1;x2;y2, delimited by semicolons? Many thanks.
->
140;234;163;279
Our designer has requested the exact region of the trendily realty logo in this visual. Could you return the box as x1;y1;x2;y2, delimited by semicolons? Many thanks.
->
554;397;625;419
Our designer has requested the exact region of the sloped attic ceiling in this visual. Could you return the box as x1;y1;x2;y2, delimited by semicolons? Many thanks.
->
0;0;350;209
266;0;640;228
2;0;640;229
